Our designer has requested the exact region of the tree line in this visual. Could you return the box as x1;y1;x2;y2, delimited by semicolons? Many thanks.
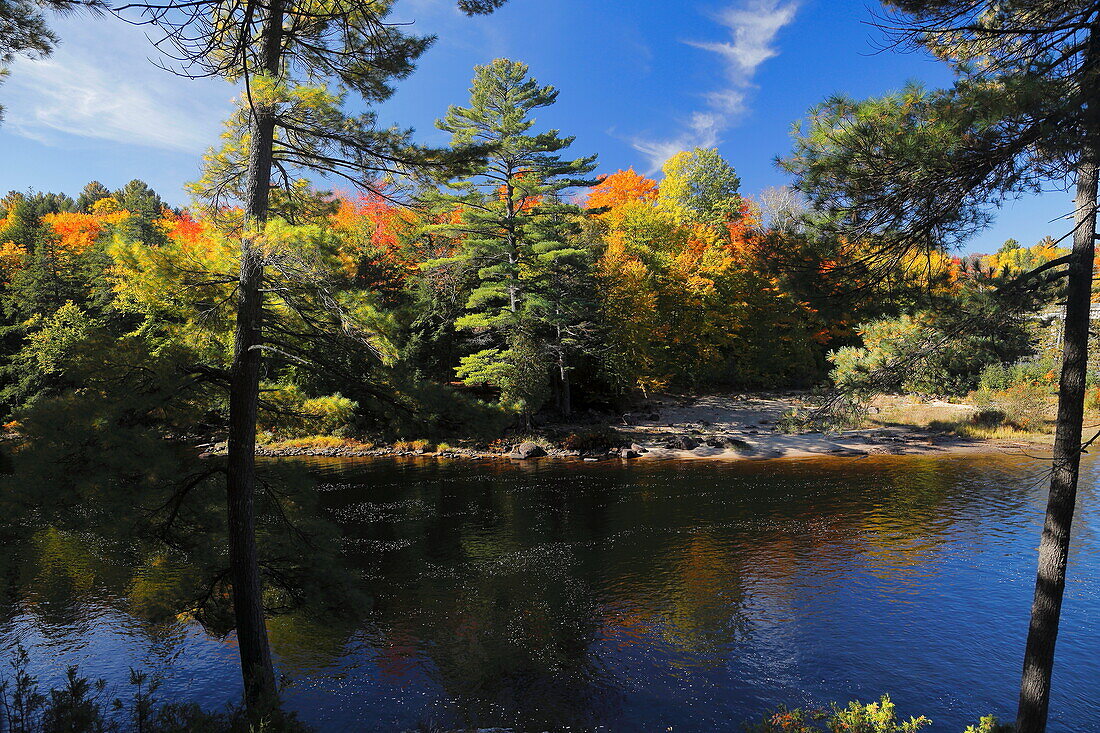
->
4;0;1100;731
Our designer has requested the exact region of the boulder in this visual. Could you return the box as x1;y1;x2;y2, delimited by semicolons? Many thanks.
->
722;437;755;455
630;443;649;454
620;448;641;459
667;436;699;450
509;441;546;459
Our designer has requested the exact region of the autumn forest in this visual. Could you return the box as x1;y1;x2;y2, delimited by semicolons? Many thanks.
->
3;0;1100;732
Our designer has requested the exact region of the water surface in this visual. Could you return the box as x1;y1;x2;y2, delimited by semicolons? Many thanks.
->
2;454;1098;731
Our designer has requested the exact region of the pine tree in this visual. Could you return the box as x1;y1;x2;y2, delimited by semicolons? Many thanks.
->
113;0;507;716
783;4;1100;730
425;58;596;420
75;181;111;213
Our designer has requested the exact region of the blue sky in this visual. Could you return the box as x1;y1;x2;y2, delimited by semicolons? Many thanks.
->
0;0;1073;253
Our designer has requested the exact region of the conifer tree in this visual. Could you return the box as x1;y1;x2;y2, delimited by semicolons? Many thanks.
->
76;181;111;213
112;0;507;716
425;58;596;420
783;4;1100;730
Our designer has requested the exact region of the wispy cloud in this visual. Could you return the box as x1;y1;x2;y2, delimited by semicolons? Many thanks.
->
633;0;798;171
5;17;233;153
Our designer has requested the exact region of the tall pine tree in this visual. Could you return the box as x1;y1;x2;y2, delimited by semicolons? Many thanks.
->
426;58;596;420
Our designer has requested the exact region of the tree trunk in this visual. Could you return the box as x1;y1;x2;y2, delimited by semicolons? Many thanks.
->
1015;156;1098;733
558;351;571;417
225;0;283;717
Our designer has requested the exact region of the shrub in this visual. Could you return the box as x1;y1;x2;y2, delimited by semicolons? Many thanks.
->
963;715;1013;733
1085;386;1100;414
393;439;432;452
561;428;615;453
977;360;1057;392
997;383;1052;432
830;313;1033;397
748;695;930;732
970;408;1008;429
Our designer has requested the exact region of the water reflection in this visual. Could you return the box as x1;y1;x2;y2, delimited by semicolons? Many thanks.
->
2;454;1099;731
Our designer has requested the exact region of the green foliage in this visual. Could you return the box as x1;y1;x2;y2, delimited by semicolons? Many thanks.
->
659;147;742;227
423;58;598;416
976;360;1057;391
830;307;1034;397
0;646;311;732
963;715;1013;733
257;385;357;440
455;337;551;419
968;382;1053;433
748;695;930;732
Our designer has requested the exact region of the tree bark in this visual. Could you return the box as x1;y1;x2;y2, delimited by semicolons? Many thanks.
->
1015;156;1098;732
225;0;283;716
558;346;571;417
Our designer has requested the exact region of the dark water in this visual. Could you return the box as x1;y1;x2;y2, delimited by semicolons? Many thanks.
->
3;454;1099;731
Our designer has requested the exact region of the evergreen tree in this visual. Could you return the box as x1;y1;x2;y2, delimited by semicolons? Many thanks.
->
76;181;111;213
114;0;508;716
783;3;1100;729
425;58;596;420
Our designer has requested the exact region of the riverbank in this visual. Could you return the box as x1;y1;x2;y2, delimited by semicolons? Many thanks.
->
238;393;1050;462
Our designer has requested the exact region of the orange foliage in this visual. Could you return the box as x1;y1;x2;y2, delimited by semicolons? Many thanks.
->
158;211;208;247
585;168;659;210
42;210;128;255
0;241;27;284
331;193;418;300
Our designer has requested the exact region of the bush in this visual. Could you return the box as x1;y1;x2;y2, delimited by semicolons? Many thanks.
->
970;408;1008;429
997;383;1052;432
393;439;432;452
0;646;310;733
1085;386;1100;414
561;428;615;453
749;695;930;732
977;360;1057;392
964;715;1014;733
830;313;1034;398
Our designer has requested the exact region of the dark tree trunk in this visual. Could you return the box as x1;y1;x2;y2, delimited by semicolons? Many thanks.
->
1015;156;1098;733
225;0;283;717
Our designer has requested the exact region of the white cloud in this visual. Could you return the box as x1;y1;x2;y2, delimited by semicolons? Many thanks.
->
4;16;234;153
633;0;798;171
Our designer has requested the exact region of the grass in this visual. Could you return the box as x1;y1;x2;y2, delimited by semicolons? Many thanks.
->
393;439;433;452
927;419;1053;442
261;436;375;451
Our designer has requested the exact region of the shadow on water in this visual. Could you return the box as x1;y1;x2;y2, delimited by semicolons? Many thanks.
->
3;449;1100;731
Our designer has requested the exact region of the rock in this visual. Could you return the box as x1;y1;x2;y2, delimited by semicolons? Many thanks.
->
630;443;649;453
723;437;755;455
620;448;641;459
509;441;546;459
647;413;660;420
667;436;699;450
705;437;724;448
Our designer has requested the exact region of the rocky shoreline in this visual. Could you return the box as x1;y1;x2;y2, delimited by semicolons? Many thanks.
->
193;393;1049;463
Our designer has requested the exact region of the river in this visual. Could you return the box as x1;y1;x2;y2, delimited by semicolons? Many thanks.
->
2;454;1098;731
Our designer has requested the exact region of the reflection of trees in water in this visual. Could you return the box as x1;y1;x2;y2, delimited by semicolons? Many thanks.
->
314;456;1046;711
0;433;359;670
0;451;1058;729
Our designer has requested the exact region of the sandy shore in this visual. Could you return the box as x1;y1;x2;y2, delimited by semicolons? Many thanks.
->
611;393;1045;461
245;392;1050;462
